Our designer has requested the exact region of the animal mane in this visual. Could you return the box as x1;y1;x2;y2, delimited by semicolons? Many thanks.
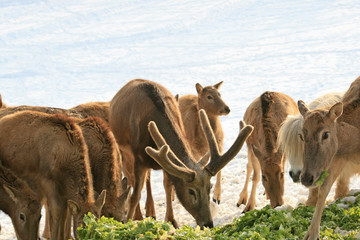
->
260;91;278;152
139;82;194;167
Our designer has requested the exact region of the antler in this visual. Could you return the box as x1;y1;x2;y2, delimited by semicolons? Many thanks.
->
199;109;253;176
146;121;196;182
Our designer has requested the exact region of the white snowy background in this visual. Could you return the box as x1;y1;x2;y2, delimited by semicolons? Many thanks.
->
1;0;360;239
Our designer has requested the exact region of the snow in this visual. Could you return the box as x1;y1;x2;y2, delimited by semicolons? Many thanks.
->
1;0;360;239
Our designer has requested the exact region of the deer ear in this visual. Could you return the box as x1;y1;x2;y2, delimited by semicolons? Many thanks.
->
95;190;106;210
196;83;203;94
328;102;343;121
0;94;3;108
174;94;179;102
251;144;263;160
3;184;18;203
213;81;223;90
298;100;310;116
68;200;80;215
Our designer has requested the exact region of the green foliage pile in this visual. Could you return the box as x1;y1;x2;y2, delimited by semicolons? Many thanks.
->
78;192;360;240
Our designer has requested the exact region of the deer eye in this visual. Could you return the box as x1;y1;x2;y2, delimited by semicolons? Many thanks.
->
299;133;304;141
322;132;329;140
189;189;196;196
19;213;26;222
262;175;268;182
207;95;213;100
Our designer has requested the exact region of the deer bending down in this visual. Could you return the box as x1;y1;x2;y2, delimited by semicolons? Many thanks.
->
297;76;360;240
0;162;41;240
237;91;298;212
110;79;253;228
71;101;155;220
42;116;130;239
0;111;106;240
179;81;230;204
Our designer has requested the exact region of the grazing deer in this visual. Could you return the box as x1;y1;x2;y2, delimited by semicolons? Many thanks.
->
71;101;155;220
110;79;253;228
297;76;360;240
0;162;41;240
237;91;298;211
179;81;230;204
0;111;106;240
42;116;131;239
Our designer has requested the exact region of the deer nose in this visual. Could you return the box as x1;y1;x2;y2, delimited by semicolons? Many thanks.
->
202;221;214;228
289;170;301;183
301;172;314;187
224;106;230;114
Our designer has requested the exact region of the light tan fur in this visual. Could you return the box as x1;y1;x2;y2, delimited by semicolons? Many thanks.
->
109;79;253;228
298;76;360;240
237;91;298;212
0;111;105;240
0;94;7;108
71;101;110;123
179;81;229;204
0;162;41;240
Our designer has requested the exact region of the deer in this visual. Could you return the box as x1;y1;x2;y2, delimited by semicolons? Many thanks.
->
0;94;7;108
109;79;253;228
297;76;360;240
0;104;129;238
72;100;157;220
42;116;131;239
0;110;106;240
236;91;298;212
178;81;230;204
0;162;42;240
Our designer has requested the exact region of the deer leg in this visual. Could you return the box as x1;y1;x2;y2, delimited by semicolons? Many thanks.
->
306;187;318;206
243;150;260;212
237;154;253;207
126;163;147;221
134;203;143;220
335;164;351;199
47;197;67;240
145;169;156;219
303;160;345;240
163;171;178;228
64;207;73;240
42;201;51;239
212;170;222;204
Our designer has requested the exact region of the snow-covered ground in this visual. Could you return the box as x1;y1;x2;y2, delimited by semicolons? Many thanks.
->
1;0;360;239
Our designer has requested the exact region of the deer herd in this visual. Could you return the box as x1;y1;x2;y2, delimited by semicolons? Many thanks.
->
0;77;359;240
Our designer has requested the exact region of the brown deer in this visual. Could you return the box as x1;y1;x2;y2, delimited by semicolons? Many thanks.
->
109;79;253;228
237;91;298;211
42;116;131;239
0;110;106;240
72;100;156;220
0;162;41;240
179;81;230;204
298;76;360;240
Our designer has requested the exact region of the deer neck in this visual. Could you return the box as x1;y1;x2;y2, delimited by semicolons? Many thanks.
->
335;121;360;158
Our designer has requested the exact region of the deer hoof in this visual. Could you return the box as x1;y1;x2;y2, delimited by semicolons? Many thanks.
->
213;198;220;204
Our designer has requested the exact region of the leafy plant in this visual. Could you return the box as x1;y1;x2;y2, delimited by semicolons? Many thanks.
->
78;192;360;240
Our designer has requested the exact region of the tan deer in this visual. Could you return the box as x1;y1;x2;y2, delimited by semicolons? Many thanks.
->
0;110;106;240
0;162;42;240
179;81;230;204
237;91;298;212
109;79;253;228
297;76;360;240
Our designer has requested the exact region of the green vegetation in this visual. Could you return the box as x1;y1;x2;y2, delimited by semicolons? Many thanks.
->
315;170;329;186
78;192;360;240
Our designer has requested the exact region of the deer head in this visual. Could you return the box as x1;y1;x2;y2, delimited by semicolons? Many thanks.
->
196;81;230;116
145;109;253;227
298;100;343;187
